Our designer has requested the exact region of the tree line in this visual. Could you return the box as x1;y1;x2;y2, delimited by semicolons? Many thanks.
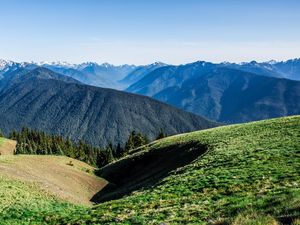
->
4;127;167;168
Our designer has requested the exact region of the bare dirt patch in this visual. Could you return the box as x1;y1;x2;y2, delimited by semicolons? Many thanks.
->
0;155;108;205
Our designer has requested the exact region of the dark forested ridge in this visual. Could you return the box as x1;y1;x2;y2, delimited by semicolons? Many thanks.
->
0;67;216;147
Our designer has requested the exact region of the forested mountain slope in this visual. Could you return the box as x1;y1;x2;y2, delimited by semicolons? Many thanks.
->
0;67;216;146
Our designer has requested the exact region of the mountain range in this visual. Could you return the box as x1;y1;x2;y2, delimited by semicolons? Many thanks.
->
0;67;216;146
0;60;137;89
126;61;300;123
1;58;299;89
1;58;299;124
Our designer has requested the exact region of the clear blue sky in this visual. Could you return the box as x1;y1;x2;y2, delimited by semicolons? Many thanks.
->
0;0;299;64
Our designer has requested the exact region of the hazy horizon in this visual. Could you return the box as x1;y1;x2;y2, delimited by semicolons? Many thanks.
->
1;57;300;67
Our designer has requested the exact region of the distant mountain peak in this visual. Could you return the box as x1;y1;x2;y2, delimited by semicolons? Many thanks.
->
38;61;76;68
285;58;300;63
0;59;14;70
19;67;81;84
185;61;215;67
265;60;278;65
30;66;53;74
152;61;166;66
101;62;113;68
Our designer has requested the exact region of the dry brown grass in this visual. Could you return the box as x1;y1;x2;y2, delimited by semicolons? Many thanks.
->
0;139;16;155
0;155;108;205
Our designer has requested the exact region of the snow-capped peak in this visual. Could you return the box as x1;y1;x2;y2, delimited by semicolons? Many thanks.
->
101;62;114;68
266;60;278;65
37;61;76;68
220;61;231;65
76;61;98;69
0;59;14;70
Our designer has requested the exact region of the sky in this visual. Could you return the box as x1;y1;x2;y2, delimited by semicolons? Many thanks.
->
0;0;299;65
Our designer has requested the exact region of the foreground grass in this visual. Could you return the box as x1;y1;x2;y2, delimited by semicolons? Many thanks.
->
0;175;85;225
0;116;299;224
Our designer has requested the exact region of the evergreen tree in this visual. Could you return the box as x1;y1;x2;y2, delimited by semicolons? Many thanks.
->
9;127;107;166
9;130;17;139
156;128;167;140
114;143;124;158
105;143;114;163
134;132;148;147
125;131;136;152
8;127;152;168
96;149;112;168
124;130;149;153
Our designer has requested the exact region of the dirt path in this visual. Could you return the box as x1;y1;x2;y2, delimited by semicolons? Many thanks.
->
0;139;16;155
0;155;108;205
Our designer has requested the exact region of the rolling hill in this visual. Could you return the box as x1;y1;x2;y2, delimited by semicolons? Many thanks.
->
0;153;107;205
127;63;300;123
0;116;299;224
0;67;216;146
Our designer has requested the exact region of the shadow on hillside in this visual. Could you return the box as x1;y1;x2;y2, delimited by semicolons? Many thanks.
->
91;141;208;203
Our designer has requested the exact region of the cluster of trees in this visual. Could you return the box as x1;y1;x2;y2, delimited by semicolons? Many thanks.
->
8;127;167;168
9;128;100;165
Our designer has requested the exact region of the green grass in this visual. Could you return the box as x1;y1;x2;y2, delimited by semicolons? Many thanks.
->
0;175;84;225
0;116;299;224
0;137;5;146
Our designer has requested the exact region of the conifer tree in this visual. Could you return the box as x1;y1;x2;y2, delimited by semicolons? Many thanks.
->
114;143;124;158
125;131;136;152
156;128;166;140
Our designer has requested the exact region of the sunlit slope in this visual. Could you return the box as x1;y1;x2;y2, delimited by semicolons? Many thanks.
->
0;137;16;155
0;155;107;205
63;116;300;224
1;116;299;224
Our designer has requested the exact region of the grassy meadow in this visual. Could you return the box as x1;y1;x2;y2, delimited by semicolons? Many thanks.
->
0;116;299;224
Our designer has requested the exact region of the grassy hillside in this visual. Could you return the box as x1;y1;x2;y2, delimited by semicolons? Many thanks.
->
0;116;299;224
0;175;85;224
0;155;108;224
0;155;107;205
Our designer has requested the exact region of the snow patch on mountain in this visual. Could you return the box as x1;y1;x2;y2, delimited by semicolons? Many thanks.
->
0;59;14;70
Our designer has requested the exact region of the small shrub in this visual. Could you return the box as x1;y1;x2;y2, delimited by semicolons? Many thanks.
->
66;160;74;166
